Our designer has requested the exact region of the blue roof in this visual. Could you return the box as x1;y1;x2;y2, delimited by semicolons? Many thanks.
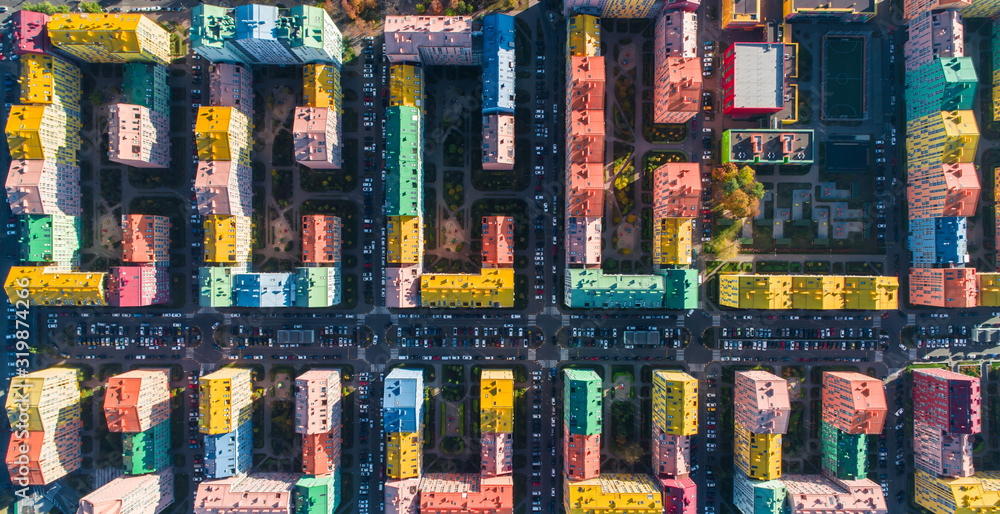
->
383;368;423;433
481;14;516;114
204;420;252;478
232;273;295;308
909;216;967;266
234;4;279;41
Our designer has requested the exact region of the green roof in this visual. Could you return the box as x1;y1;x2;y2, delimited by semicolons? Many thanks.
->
295;474;340;514
295;267;341;308
565;269;670;309
735;473;787;514
659;269;699;309
563;369;602;436
821;420;868;480
282;6;330;50
384;106;423;217
123;422;170;474
199;266;235;308
19;215;52;262
122;63;170;118
191;4;235;49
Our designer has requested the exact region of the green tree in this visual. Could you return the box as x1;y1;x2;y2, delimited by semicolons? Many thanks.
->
723;177;739;195
751;182;766;199
736;165;755;188
415;3;427;12
79;1;103;12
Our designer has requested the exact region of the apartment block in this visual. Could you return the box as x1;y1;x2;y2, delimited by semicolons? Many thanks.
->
960;0;1000;18
659;476;697;514
653;163;702;219
19;54;81;112
18;214;80;268
904;10;964;75
121;422;170;475
651;427;690;476
907;163;979;219
564;269;669;309
653;11;701;124
4;266;106;306
6;159;81;216
821;421;868;480
386;432;422;480
280;5;343;65
198;368;253;435
821;372;887;435
980;272;1000;306
721;44;785;116
295;475;341;514
481;14;516;114
600;0;663;16
108;103;169;168
385;265;421;309
194;160;253;217
906;57;977;120
482;114;515;170
47;13;171;65
720;275;791;309
913;368;981;434
104;368;170;433
781;475;887;514
190;4;240;62
7;104;81;165
481;432;513;477
906;111;979;171
389;65;423;108
387;216;422;265
736;423;782;480
232;272;295;308
735;371;790;434
228;4;298;65
122;62;170;118
385;106;423;218
653;218;692;266
5;368;81;485
295;369;341;435
905;0;970;21
914;469;1000;514
564;369;602;436
914;419;974;478
565;427;602;481
193;473;299;514
909;267;979;307
192;4;341;65
204;420;252;478
301;430;340;476
301;215;342;264
6;423;81;486
195;107;250;164
384;368;423;434
419;269;515;308
10;11;50;56
78;467;174;514
208;63;253;121
565;216;602;268
303;63;342;109
782;0;879;21
721;130;814;165
733;473;786;514
198;266;238;308
293;107;341;169
419;474;514;514
481;216;514;268
720;274;899;310
908;216;968;266
385;478;420;514
652;370;698;436
122;214;170;264
567;15;601;58
722;0;762;27
203;214;253;264
563;474;664;514
384;16;476;66
480;370;514;434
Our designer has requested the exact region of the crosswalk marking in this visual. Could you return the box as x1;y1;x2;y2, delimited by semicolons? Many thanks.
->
712;316;721;327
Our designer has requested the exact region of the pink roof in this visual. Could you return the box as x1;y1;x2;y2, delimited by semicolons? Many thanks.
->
419;474;513;514
652;426;691;476
480;432;513;477
194;160;252;217
78;467;174;514
193;474;298;514
209;63;253;120
913;419;974;478
301;215;341;264
566;189;604;218
659;476;697;514
107;266;169;307
11;11;50;55
564;424;601;481
782;475;888;514
653;163;702;218
386;266;420;308
384;16;473;61
568;57;605;110
6;159;81;216
566;162;604;192
822;372;887;435
103;369;170;433
735;371;791;434
122;214;170;264
566;216;602;268
482;114;514;170
293;107;339;168
108;104;169;168
294;369;340;434
938;163;978;217
385;478;421;514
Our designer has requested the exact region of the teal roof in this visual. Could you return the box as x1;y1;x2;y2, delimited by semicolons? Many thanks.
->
282;6;329;50
122;63;170;118
191;4;235;49
18;214;51;262
123;422;170;474
659;269;699;309
821;420;868;480
384;106;423;217
565;269;669;309
295;267;341;308
295;474;340;514
563;369;602;436
199;266;235;308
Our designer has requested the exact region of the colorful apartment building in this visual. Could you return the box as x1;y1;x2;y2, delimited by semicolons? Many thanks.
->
652;10;701;123
198;265;238;308
721;130;814;165
904;10;964;75
565;269;689;309
720;275;791;309
906;57;977;120
420;269;515;308
232;272;295;308
10;11;50;56
6;159;81;216
122;421;171;475
280;5;344;65
208;63;254;121
103;369;170;434
122;214;171;264
199;368;253;435
653;218;692;266
4;266;106;306
293;107;342;169
190;4;239;62
781;475;887;514
419;474;514;514
651;428;690;476
482;114;515;170
194;161;253;217
6;104;81;165
193;473;299;514
908;216;968;266
913;368;981;435
122;62;170;118
915;469;1000;514
904;0;969;22
565;426;602;481
303;63;342;109
733;473;786;514
906;110;979;171
385;106;423;218
782;0;879;21
78;468;174;514
564;368;602;481
4;368;81;485
980;272;1000;306
301;215;342;264
195;106;250;163
301;430;340;476
204;420;252;478
652;370;698;436
563;474;664;514
567;15;601;58
820;421;867;480
108;103;169;168
19;54;81;111
721;43;785;116
295;475;341;514
192;4;342;65
481;432;514;478
389;65;423;108
385;478;420;514
481;216;514;268
481;14;515;114
736;423;782;480
386;432;422;480
566;216;602;268
387;216;422;265
295;369;341;479
720;274;899;310
228;4;298;65
384;368;423;480
659;475;697;514
721;0;762;27
203;214;253;263
907;163;979;219
914;420;974;477
821;372;887;435
735;371;790;434
909;267;979;307
480;369;514;434
652;163;702;219
47;14;171;65
384;16;476;65
17;214;80;268
562;0;665;16
385;266;421;309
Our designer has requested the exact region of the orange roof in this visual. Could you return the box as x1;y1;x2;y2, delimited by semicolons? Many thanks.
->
566;162;604;191
481;216;514;267
301;431;339;475
568;57;605;111
5;423;81;485
657;57;702;118
567;189;604;218
122;214;169;263
653;162;702;218
103;369;170;432
419;474;513;514
301;215;341;264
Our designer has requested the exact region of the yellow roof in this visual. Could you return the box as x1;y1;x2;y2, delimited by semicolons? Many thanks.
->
5;106;46;160
387;215;422;264
389;65;423;108
20;54;81;106
4;266;106;306
567;15;601;57
421;269;515;308
195;107;243;161
47;14;169;64
790;275;845;310
203;214;252;263
980;273;1000;307
653;217;692;266
386;432;421;480
304;64;341;109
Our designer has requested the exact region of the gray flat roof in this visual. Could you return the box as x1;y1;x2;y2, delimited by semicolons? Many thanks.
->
732;43;784;110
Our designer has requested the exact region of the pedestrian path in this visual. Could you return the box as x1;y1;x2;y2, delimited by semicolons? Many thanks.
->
712;316;721;327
